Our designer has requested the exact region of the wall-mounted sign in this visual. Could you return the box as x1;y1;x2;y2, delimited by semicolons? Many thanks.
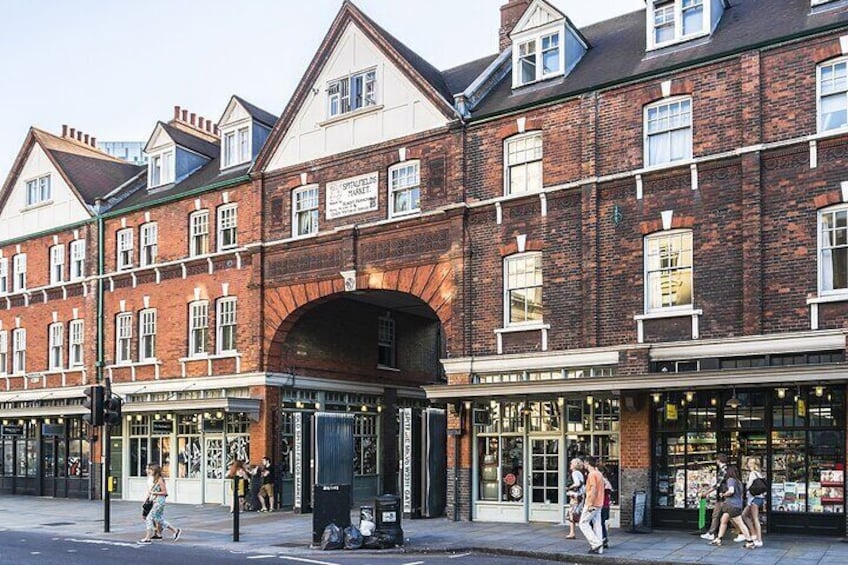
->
41;424;65;437
665;403;678;421
152;419;173;434
202;418;225;433
326;172;379;219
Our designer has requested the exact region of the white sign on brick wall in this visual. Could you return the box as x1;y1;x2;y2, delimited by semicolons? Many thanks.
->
326;171;379;219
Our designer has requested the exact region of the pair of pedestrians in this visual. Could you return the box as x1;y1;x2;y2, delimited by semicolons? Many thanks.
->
577;456;610;555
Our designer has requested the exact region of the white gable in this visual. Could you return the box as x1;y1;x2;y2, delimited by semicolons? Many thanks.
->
145;124;174;153
0;143;89;241
219;98;251;129
512;0;563;35
265;21;449;172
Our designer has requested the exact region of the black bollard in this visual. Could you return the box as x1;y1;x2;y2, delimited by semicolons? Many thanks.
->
233;476;240;542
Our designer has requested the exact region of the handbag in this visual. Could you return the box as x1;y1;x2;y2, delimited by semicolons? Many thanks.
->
749;477;768;496
142;499;153;518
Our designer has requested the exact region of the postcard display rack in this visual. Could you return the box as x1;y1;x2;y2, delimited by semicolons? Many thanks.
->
771;431;844;513
656;432;717;508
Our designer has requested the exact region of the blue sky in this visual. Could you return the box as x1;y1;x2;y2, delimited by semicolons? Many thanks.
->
0;0;643;181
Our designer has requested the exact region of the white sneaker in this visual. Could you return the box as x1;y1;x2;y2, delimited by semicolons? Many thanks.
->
734;534;746;543
754;540;763;547
700;532;715;540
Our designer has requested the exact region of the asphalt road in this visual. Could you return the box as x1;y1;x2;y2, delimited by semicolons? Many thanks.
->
0;529;568;565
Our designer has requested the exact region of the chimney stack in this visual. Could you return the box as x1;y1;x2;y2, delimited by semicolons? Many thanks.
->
500;0;532;51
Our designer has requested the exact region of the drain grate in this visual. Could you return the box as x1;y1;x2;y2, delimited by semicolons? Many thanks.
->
41;522;75;526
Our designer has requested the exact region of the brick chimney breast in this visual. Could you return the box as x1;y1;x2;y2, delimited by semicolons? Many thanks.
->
500;0;533;51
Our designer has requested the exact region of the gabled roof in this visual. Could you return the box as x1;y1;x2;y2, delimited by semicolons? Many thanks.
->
0;128;143;214
254;0;457;172
231;95;278;129
468;0;848;120
153;122;219;159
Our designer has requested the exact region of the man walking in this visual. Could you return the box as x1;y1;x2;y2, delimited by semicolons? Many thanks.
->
700;454;729;540
579;456;605;554
258;456;276;512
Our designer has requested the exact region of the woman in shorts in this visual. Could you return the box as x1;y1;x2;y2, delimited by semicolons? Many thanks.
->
709;465;755;549
741;457;765;547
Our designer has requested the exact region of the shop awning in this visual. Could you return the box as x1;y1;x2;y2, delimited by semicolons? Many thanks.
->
122;396;262;416
424;363;848;400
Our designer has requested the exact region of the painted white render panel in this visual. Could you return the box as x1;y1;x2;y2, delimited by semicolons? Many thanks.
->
0;144;89;241
146;125;174;153
220;100;251;128
265;22;448;172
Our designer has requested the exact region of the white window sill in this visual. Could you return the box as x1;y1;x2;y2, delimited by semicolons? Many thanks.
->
807;293;848;305
221;159;251;172
494;323;550;334
20;200;54;213
377;365;400;372
512;71;565;90
292;231;320;241
211;351;241;359
389;209;422;220
319;105;383;128
634;308;702;321
180;355;209;362
647;30;710;53
641;157;695;174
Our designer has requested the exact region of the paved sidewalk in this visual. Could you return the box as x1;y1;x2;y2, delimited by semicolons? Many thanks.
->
1;495;847;564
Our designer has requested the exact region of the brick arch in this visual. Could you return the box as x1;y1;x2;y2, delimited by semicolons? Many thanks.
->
263;261;457;371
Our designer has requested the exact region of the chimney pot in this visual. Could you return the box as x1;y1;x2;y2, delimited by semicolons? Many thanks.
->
84;134;89;145
91;136;96;147
214;124;219;135
499;0;532;51
174;105;181;120
181;109;188;121
190;112;196;126
69;127;76;138
76;131;82;141
205;119;212;132
62;124;68;137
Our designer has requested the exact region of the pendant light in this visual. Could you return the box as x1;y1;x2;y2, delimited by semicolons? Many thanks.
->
726;387;741;409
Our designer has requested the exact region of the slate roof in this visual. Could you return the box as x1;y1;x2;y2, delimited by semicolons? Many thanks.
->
158;122;219;158
34;129;143;205
466;0;848;119
232;95;278;129
442;55;500;96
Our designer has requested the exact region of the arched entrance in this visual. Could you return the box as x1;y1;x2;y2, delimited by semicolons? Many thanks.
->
263;265;458;511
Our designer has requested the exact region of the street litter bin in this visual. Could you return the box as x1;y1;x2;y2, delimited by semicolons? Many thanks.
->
373;494;403;546
312;484;351;544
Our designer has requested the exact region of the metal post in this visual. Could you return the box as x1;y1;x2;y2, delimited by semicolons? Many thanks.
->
233;475;240;542
104;377;111;533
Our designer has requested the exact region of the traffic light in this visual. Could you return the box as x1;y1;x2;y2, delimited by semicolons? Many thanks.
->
83;385;105;426
104;395;122;426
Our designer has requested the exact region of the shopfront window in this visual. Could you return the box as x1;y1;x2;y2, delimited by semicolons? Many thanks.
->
226;413;250;467
477;402;525;503
67;419;89;478
565;398;621;505
354;413;378;476
177;415;201;479
654;391;717;509
128;415;172;477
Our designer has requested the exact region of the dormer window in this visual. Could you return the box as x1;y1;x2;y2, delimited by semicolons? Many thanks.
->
149;150;174;187
327;69;377;118
648;0;718;51
516;32;561;86
25;174;51;207
222;126;250;168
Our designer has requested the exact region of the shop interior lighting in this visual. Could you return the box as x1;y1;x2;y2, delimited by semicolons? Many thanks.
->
464;400;472;410
216;411;224;419
815;386;824;397
361;405;368;412
377;405;383;413
1;420;7;425
314;402;321;410
166;414;174;420
17;419;24;425
777;388;787;399
586;395;593;405
136;415;142;422
685;391;694;402
296;401;304;409
44;418;51;424
726;387;741;409
57;418;64;424
652;393;662;404
557;397;565;406
710;397;717;406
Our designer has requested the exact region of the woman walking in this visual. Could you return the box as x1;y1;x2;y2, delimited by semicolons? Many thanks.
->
741;457;765;547
138;464;182;544
565;458;584;539
599;465;613;549
708;465;755;549
227;459;250;513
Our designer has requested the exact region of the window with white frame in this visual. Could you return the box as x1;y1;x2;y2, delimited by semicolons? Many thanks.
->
327;69;377;118
25;174;51;207
188;301;208;357
377;314;396;368
223;126;250;168
819;58;848;132
0;330;7;375
819;206;848;293
189;210;210;256
505;253;543;326
69;240;85;280
217;204;238;250
49;244;65;285
48;322;63;371
69;319;84;367
389;162;421;217
139;309;157;361
645;97;692;167
645;230;694;311
216;297;237;353
117;228;133;270
12;254;26;292
115;313;132;364
293;186;319;237
649;0;707;49
12;328;25;374
140;222;158;266
0;258;8;294
149;150;174;187
514;31;562;87
505;133;543;195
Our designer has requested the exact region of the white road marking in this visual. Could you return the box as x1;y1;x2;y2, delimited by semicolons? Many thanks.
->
30;552;40;555
278;556;341;565
403;561;425;565
448;553;471;559
63;537;141;549
247;557;275;560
